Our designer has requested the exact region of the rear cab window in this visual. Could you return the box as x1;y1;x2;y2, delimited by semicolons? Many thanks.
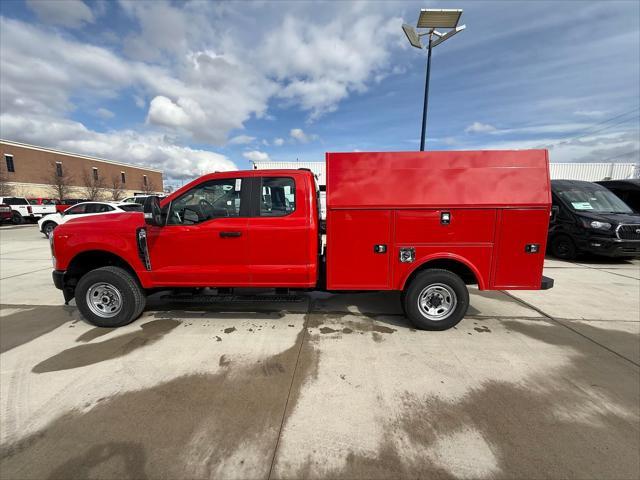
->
260;177;296;216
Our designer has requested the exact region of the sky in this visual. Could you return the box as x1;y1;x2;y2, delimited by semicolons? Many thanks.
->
1;0;639;187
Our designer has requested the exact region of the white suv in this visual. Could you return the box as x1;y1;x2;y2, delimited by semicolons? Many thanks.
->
37;201;143;238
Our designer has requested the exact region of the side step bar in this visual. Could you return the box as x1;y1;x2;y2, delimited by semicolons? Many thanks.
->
160;294;306;304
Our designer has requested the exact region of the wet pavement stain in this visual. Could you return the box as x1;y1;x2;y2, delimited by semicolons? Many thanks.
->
473;326;491;333
1;325;320;480
75;327;113;343
0;305;76;354
223;327;236;334
281;320;640;480
215;336;222;342
31;320;180;373
319;327;339;334
219;355;231;367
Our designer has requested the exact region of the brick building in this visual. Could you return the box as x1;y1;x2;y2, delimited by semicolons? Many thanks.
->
0;139;163;199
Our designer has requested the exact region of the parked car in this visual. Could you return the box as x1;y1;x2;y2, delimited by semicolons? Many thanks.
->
548;180;640;260
38;201;143;238
27;198;58;218
596;179;640;213
49;150;553;330
0;204;13;224
0;196;34;224
122;195;166;205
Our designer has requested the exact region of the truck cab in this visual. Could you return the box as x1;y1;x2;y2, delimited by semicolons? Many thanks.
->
50;150;553;331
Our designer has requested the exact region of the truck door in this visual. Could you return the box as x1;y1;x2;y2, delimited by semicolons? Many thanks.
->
146;176;251;286
246;175;315;287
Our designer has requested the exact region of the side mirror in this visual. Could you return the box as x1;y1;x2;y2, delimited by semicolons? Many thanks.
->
550;205;560;222
143;196;163;226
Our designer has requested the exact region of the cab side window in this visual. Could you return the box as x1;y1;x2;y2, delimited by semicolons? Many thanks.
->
168;178;242;225
260;177;296;216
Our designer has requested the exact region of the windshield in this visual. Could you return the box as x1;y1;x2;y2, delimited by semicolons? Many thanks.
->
557;186;633;214
118;204;143;212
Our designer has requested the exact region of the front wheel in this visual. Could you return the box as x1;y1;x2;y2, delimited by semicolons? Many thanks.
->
42;221;57;238
403;269;469;330
75;266;146;327
550;234;577;260
11;212;23;225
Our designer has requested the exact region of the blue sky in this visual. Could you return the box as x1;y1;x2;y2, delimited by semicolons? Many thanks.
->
1;0;638;187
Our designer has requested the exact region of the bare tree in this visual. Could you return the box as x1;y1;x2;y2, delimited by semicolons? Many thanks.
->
0;161;12;197
140;176;156;195
45;161;74;202
109;174;126;201
82;169;106;201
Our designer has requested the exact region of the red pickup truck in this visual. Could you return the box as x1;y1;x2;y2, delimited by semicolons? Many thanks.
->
50;151;553;330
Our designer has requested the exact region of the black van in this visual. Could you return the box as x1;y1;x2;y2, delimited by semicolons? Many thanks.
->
596;179;640;213
549;180;640;260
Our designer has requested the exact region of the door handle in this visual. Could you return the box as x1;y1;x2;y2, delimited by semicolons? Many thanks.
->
220;231;242;238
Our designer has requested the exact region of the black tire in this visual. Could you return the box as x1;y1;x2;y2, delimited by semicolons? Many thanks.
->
11;212;23;225
550;234;577;260
75;266;146;327
42;221;57;238
403;269;469;331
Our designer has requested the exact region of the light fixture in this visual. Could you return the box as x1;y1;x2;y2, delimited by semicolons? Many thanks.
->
402;8;466;151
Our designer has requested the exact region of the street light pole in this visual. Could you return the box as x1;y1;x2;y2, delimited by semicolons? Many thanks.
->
403;9;465;152
420;35;432;151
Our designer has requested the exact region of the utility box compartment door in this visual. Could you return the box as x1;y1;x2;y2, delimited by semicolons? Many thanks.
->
492;209;549;289
327;210;392;290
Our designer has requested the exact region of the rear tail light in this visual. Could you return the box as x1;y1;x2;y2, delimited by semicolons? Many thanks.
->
27;206;32;214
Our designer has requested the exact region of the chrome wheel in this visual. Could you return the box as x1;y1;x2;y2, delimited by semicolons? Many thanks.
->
418;283;457;321
86;282;123;318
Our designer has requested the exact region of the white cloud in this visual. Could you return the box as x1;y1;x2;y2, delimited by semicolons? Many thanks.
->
228;135;256;145
574;110;607;117
262;13;403;119
134;95;146;108
0;113;237;182
242;150;270;162
465;122;497;134
290;128;317;143
26;0;95;28
96;108;114;119
273;138;285;146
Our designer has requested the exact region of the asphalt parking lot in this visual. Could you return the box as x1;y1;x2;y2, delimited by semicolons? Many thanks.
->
1;224;638;480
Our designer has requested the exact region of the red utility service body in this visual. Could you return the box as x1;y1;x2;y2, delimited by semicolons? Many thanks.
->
52;150;551;295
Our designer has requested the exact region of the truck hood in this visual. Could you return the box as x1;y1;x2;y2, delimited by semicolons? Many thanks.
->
577;211;640;225
56;212;145;234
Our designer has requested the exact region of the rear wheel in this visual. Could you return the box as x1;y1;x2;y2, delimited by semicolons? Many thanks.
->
11;212;22;225
550;234;577;260
42;221;57;238
403;269;469;330
75;266;146;327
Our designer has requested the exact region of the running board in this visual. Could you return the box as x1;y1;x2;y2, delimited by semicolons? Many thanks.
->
160;294;306;304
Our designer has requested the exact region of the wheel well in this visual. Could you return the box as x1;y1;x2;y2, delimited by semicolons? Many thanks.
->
404;258;479;289
65;251;138;288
